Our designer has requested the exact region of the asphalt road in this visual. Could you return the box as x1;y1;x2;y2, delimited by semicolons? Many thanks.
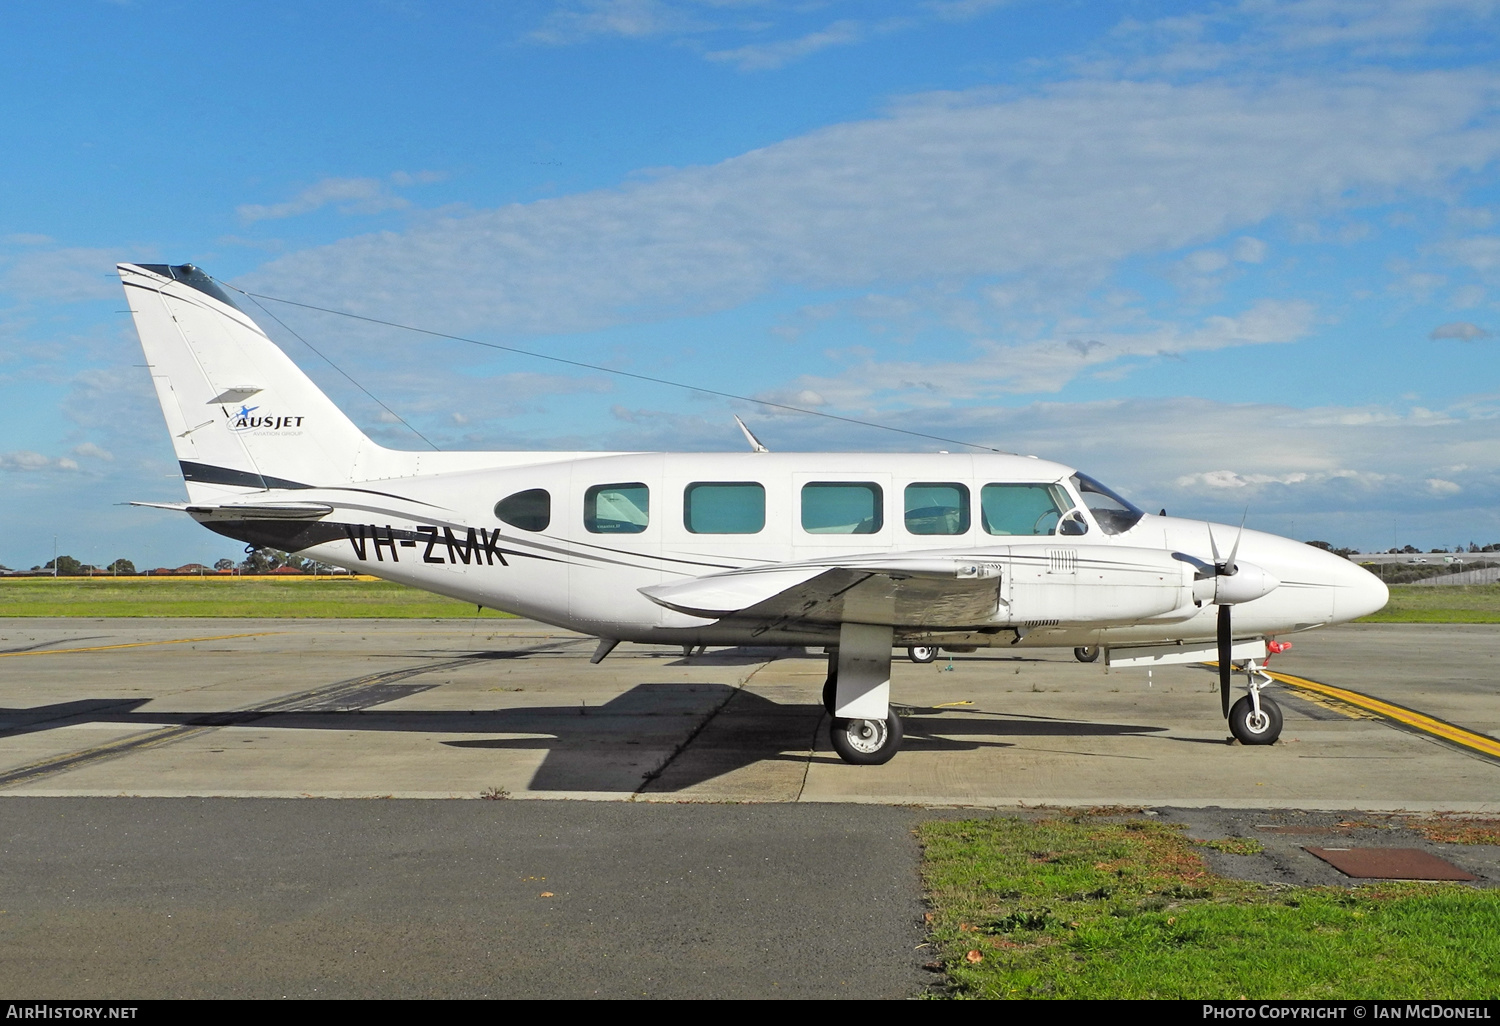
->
0;798;929;1000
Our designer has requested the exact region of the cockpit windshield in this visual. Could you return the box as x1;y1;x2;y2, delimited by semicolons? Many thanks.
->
1069;473;1145;535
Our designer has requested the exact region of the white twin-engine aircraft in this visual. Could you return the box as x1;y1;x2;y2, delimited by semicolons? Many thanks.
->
121;262;1389;765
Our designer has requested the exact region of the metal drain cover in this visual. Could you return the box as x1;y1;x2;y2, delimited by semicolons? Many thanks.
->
1305;847;1477;881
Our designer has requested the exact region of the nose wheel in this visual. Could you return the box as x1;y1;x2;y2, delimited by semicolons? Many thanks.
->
1229;694;1282;744
1226;657;1283;745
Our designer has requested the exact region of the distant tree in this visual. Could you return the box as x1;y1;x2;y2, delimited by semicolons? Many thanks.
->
239;548;285;574
1430;547;1446;553
1401;545;1420;554
43;555;85;576
213;558;236;571
107;558;136;575
1306;540;1333;551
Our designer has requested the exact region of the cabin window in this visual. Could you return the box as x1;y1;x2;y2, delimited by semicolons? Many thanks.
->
493;488;551;532
684;482;765;534
801;482;884;535
584;482;649;534
980;483;1073;536
904;483;970;535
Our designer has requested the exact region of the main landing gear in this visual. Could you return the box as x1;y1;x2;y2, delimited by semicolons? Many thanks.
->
1227;657;1282;745
823;626;904;765
1073;645;1100;663
830;712;904;765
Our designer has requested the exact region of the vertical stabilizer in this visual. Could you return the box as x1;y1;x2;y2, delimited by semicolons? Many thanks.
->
120;263;383;499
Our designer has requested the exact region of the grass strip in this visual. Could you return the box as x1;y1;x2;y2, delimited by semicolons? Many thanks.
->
921;815;1500;999
1357;584;1500;623
0;577;515;618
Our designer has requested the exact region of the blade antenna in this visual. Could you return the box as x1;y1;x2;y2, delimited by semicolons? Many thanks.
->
734;415;769;453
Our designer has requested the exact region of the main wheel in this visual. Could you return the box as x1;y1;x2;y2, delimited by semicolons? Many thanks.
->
1073;645;1100;663
908;646;937;664
1228;694;1282;745
830;713;904;765
822;673;836;715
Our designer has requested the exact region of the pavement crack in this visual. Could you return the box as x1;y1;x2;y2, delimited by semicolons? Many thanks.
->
633;658;781;796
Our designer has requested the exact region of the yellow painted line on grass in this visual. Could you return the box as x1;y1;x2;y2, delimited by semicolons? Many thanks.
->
1266;669;1500;761
0;632;284;659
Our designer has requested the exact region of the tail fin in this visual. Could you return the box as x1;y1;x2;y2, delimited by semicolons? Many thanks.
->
121;263;381;499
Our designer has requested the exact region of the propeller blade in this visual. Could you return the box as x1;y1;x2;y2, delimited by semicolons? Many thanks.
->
1217;603;1232;719
1224;511;1247;576
1208;527;1221;566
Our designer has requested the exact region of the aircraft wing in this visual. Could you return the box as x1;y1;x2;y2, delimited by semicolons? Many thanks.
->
639;557;1006;629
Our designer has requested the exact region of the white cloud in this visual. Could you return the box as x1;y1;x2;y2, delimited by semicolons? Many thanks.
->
1232;236;1267;263
706;20;868;71
1429;321;1491;341
237;174;442;224
0;450;80;472
1426;477;1462;495
0;248;120;303
1177;470;1312;489
244;71;1500;340
71;442;114;461
528;0;708;44
762;299;1316;403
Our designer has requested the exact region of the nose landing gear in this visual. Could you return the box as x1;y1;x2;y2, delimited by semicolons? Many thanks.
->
1227;657;1283;745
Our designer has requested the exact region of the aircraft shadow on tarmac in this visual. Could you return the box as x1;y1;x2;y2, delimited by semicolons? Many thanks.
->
0;683;1167;793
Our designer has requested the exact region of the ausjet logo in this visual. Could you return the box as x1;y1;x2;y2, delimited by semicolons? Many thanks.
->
227;404;305;433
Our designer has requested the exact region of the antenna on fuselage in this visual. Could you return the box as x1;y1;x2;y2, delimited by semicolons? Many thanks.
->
734;415;770;453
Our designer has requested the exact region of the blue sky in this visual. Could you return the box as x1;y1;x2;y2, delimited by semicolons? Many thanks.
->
3;0;1500;569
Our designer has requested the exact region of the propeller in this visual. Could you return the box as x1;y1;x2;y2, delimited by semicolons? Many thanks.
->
1209;516;1246;720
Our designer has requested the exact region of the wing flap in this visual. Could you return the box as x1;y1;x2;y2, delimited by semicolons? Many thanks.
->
641;558;1005;629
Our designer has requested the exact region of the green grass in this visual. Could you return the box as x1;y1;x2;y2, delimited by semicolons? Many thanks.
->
1357;584;1500;623
921;815;1500;999
0;576;515;618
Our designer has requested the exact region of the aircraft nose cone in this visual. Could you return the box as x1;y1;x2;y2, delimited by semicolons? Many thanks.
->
1332;559;1389;622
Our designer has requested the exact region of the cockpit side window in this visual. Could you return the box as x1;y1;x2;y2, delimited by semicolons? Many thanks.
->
585;483;650;534
980;483;1074;535
1069;473;1144;535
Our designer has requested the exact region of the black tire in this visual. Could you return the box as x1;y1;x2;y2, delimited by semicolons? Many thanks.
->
1074;646;1100;663
908;646;938;664
1228;694;1282;745
822;673;836;715
830;712;904;765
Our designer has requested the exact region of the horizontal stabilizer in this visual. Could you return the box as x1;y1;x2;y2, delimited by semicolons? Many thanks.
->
130;500;334;521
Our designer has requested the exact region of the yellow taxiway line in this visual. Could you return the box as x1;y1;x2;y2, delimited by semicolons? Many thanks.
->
1266;669;1500;761
0;632;284;659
